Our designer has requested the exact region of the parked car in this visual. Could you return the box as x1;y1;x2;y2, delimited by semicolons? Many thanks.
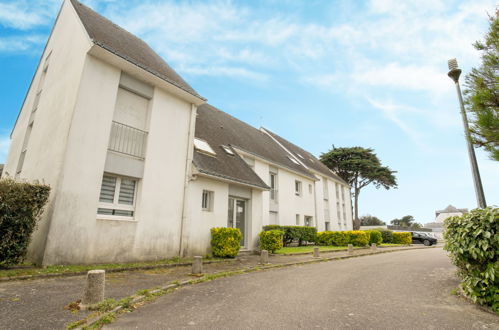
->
411;232;437;246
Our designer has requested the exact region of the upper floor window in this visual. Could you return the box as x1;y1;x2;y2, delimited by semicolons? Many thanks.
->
295;180;302;196
323;178;329;200
97;173;137;219
202;190;214;211
295;214;300;225
269;172;278;201
194;138;216;156
288;156;300;165
335;183;340;199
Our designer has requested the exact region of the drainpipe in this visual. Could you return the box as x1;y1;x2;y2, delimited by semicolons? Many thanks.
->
178;104;197;258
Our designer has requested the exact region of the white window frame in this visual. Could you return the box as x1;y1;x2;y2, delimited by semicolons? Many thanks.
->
269;172;278;201
296;214;300;225
194;138;216;156
295;180;302;196
202;190;214;211
97;174;138;221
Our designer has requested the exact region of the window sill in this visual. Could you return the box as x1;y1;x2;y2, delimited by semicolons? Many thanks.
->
97;215;137;222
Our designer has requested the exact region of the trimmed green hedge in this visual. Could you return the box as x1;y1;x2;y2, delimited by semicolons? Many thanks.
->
444;208;498;312
259;230;284;253
316;230;369;247
392;232;412;245
380;229;394;244
0;179;50;266
210;227;242;258
365;230;383;245
263;225;316;246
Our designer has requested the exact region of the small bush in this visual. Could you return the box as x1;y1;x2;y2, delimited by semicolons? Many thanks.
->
316;231;349;246
263;225;317;246
444;208;498;312
392;232;412;245
0;179;50;266
259;230;284;253
210;227;242;258
380;230;394;244
348;231;369;246
365;230;383;245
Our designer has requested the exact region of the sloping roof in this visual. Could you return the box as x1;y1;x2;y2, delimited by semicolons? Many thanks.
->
435;205;468;216
263;128;347;184
193;104;317;188
70;0;203;100
0;164;3;177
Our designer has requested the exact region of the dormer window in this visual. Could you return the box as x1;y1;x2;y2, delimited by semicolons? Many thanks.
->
296;153;304;159
221;145;234;155
288;156;300;165
194;138;216;155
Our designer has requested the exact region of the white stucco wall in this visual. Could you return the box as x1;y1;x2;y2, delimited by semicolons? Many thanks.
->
41;52;195;264
2;1;93;264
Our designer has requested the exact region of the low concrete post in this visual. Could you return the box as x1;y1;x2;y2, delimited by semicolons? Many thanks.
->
313;247;320;258
260;250;269;264
82;270;105;306
348;244;354;254
371;243;377;251
192;256;203;274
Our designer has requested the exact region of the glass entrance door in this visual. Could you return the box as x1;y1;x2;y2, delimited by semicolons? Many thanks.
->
228;198;246;247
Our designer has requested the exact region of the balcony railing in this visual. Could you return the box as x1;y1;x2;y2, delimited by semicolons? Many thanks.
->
108;121;148;159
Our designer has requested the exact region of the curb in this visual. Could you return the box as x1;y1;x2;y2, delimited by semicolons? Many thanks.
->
75;245;439;329
272;244;429;256
0;259;236;282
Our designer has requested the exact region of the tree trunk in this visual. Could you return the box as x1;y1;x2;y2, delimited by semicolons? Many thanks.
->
353;188;360;230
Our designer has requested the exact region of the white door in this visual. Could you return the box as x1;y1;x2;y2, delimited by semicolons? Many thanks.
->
228;197;246;247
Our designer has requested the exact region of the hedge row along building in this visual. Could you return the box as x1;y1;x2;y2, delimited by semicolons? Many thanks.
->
2;0;353;265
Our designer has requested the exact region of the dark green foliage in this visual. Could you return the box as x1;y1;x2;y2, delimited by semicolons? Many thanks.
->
0;179;50;266
360;215;385;226
392;232;412;245
263;225;317;246
319;147;397;226
210;227;242;258
464;10;499;161
259;230;284;253
390;215;422;229
444;208;498;312
380;229;394;244
365;230;383;245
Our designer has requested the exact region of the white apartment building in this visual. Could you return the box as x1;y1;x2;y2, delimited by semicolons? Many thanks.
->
2;0;352;265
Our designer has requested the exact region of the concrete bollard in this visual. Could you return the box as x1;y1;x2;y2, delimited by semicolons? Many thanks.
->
348;244;354;254
82;270;105;306
192;256;203;274
313;247;320;258
260;250;269;264
371;243;377;251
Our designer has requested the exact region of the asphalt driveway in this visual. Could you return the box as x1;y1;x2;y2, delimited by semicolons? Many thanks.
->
106;248;498;330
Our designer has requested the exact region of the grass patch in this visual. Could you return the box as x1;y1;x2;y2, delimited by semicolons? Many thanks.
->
380;243;404;247
0;256;220;278
274;246;351;254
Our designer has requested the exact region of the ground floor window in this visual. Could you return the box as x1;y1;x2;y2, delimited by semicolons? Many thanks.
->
325;222;330;231
202;190;214;211
304;216;313;227
97;173;137;219
295;214;300;225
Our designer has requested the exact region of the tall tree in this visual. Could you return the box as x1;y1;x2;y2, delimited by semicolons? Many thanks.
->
390;215;422;229
320;147;397;229
464;9;499;161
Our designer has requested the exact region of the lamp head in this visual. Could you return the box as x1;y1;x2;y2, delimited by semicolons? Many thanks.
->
447;58;461;83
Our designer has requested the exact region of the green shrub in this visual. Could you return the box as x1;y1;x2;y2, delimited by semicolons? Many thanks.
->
380;230;394;243
259;230;284;253
392;232;412;245
444;208;498;312
365;230;383;245
210;227;242;258
0;179;50;266
263;225;317;246
316;231;349;246
348;231;369;246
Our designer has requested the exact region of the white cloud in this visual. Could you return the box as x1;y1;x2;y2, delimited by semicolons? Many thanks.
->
0;135;11;163
0;34;45;52
0;1;58;30
180;65;268;82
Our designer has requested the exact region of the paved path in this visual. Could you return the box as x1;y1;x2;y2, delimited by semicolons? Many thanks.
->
106;248;498;330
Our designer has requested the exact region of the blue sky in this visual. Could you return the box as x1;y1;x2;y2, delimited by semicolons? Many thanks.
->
0;0;497;224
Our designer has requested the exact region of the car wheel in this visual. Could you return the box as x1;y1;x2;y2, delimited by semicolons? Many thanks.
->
423;240;430;246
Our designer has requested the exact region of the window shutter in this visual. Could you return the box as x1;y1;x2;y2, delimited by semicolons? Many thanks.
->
119;178;136;205
99;175;117;203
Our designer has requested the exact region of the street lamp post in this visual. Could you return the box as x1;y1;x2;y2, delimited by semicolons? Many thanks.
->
447;58;487;209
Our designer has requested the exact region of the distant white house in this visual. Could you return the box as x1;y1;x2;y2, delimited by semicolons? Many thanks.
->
2;0;353;265
434;205;468;223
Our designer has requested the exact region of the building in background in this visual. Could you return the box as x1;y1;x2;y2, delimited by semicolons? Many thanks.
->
424;205;468;239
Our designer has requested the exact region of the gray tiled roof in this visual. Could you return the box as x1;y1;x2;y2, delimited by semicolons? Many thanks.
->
435;205;468;215
263;128;347;184
194;104;317;188
70;0;203;99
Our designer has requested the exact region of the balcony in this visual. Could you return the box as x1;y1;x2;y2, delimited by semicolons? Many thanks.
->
108;121;148;159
